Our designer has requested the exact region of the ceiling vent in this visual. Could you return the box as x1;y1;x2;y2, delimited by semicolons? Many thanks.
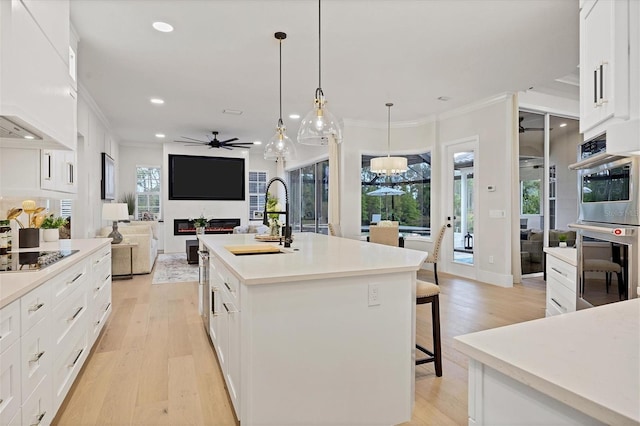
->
0;116;42;140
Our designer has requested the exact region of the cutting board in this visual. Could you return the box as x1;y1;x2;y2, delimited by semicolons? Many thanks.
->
225;244;281;255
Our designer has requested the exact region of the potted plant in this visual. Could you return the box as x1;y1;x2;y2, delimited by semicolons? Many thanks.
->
192;215;208;234
266;194;281;236
120;192;136;220
558;233;568;248
40;215;68;242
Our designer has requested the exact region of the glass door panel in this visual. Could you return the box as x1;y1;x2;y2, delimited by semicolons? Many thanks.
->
452;152;474;265
301;165;316;233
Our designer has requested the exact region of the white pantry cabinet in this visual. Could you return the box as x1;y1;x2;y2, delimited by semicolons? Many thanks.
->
580;0;639;142
0;147;77;198
0;0;76;150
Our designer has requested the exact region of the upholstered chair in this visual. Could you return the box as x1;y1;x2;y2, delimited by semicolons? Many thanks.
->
328;223;342;237
415;279;443;376
425;225;448;285
369;223;400;247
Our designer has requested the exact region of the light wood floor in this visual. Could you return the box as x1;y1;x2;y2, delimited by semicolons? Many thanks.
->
53;268;546;426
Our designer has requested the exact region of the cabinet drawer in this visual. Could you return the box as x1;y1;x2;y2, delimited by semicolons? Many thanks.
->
91;261;111;303
213;257;240;305
50;261;88;306
547;275;577;315
547;256;576;291
52;325;88;412
51;285;88;347
21;371;52;426
90;246;111;272
89;282;111;345
20;280;51;335
21;317;52;402
0;299;20;353
0;340;21;425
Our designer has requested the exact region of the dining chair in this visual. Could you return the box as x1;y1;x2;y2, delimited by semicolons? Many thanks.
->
369;224;400;247
416;279;443;376
328;223;342;237
425;225;448;285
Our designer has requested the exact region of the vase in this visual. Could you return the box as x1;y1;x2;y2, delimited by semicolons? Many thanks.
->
43;228;60;242
269;223;280;237
196;226;205;235
559;241;567;248
19;228;39;248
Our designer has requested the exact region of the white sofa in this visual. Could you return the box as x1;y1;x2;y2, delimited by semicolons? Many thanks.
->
99;222;158;274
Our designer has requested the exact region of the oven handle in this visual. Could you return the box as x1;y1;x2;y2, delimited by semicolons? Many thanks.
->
569;223;636;236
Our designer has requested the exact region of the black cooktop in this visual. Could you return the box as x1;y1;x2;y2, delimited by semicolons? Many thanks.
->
0;249;79;272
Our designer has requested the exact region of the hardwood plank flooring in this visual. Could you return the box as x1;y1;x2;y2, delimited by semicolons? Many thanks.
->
53;267;545;425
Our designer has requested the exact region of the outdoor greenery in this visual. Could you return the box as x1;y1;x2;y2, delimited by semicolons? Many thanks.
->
521;180;541;214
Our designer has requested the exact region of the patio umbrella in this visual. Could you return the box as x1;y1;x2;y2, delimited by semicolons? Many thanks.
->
367;187;405;219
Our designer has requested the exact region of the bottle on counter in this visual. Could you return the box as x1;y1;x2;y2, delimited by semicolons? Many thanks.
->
0;219;11;254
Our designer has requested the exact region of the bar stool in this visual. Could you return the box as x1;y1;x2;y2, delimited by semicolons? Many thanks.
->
416;279;442;376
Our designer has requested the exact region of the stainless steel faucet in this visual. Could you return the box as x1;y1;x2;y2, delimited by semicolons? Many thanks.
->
263;177;292;248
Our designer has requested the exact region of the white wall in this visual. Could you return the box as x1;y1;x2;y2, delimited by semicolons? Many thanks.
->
118;144;163;199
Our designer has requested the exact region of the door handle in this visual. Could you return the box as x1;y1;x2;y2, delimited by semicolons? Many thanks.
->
599;61;607;104
593;67;598;106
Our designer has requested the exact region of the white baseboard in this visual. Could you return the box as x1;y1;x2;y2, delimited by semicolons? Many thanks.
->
477;270;514;288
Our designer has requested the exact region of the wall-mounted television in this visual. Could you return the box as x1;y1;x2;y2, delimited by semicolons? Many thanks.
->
101;152;115;200
168;154;245;201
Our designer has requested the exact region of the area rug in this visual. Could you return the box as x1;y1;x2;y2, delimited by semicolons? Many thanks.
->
152;253;198;284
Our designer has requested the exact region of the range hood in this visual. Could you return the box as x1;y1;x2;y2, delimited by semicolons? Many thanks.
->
0;116;42;140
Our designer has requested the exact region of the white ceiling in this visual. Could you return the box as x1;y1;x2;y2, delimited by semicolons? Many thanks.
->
70;0;579;154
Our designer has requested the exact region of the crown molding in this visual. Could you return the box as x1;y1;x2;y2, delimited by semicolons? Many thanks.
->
78;82;113;130
343;115;437;130
436;93;512;121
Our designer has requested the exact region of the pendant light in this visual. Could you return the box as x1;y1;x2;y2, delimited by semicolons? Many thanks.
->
297;0;342;146
370;103;408;175
264;32;297;161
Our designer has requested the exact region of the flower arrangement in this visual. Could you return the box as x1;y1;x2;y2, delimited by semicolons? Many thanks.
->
41;215;69;229
191;215;209;228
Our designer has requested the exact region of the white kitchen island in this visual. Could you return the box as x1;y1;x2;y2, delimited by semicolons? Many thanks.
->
199;232;428;426
454;299;640;425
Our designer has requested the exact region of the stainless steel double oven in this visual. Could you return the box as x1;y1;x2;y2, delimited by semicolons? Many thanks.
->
570;139;639;309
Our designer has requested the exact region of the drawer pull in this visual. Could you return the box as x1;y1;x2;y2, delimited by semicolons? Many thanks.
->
95;319;101;326
551;297;566;312
29;302;44;312
30;411;46;426
95;253;110;264
104;302;111;313
68;348;84;368
67;306;83;322
224;281;233;292
29;350;45;364
223;302;237;314
0;398;3;404
551;267;567;277
68;272;84;285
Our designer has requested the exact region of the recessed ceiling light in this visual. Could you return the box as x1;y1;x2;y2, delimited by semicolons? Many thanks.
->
155;133;165;138
559;123;567;128
223;109;243;115
24;135;34;139
289;114;300;119
152;22;174;33
253;141;262;145
150;98;164;105
437;96;451;101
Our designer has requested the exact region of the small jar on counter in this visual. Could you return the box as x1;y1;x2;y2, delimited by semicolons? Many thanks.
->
0;219;11;254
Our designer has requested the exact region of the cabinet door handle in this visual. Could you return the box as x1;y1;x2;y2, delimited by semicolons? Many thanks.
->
29;350;45;364
68;348;84;368
29;411;46;426
593;67;598;106
44;152;52;180
67;306;83;322
211;288;218;316
551;267;567;277
599;61;608;104
28;302;44;312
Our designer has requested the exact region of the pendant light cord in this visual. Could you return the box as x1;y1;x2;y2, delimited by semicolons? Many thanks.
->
279;38;283;127
386;103;393;157
318;0;322;90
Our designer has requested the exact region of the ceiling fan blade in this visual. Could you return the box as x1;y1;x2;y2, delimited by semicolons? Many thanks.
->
220;137;239;144
226;142;254;146
180;136;209;143
173;140;206;144
221;146;233;150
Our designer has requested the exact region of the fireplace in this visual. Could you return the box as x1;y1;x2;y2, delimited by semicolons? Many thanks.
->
173;218;241;236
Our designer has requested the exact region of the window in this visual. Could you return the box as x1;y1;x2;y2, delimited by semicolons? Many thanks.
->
249;171;268;219
521;179;541;214
361;153;431;236
136;166;161;220
288;160;329;234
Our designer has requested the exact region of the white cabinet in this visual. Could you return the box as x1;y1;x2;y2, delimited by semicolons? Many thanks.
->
580;0;638;142
88;246;112;346
41;149;77;194
545;254;577;316
208;256;241;419
0;339;21;425
0;0;76;150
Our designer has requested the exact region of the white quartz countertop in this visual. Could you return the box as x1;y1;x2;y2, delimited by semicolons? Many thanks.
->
544;247;577;266
0;238;112;308
454;299;640;425
200;232;428;285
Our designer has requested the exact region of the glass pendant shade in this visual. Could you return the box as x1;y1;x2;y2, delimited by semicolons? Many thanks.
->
264;125;296;161
298;99;342;146
370;156;408;175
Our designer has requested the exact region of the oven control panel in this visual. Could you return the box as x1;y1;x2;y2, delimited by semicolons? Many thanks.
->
580;136;607;159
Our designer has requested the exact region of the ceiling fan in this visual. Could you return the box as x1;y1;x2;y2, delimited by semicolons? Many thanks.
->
519;116;545;134
173;131;253;150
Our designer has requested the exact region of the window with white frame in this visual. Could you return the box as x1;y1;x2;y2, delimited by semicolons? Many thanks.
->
136;166;161;220
249;171;268;220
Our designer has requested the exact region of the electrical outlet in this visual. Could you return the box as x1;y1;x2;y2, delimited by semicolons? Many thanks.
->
489;256;494;264
368;284;380;306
